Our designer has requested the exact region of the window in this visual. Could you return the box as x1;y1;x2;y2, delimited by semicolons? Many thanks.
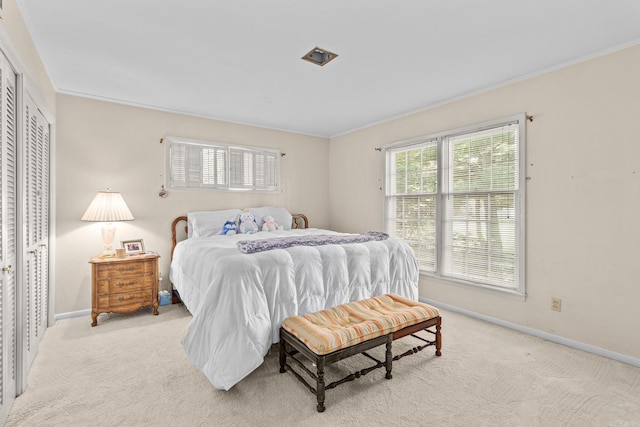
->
384;114;525;295
164;136;280;192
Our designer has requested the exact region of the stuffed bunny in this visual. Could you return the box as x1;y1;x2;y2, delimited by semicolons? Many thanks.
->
238;212;259;234
262;215;283;232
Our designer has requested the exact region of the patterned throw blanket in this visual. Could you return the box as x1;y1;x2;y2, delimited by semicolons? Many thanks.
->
237;231;389;254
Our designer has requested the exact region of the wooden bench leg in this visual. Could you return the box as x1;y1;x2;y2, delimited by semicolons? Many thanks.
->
390;316;443;361
279;339;286;373
316;357;326;413
385;335;393;379
435;319;442;357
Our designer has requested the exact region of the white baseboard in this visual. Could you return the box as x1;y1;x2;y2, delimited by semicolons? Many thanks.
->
55;309;91;321
421;297;640;369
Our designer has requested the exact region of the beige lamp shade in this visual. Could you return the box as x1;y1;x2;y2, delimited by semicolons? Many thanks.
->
81;190;134;222
82;190;134;258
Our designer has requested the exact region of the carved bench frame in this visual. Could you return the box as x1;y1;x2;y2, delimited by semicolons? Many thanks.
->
279;315;442;412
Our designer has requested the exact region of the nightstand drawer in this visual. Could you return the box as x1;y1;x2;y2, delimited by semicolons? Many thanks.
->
95;275;154;294
95;260;155;279
98;289;153;309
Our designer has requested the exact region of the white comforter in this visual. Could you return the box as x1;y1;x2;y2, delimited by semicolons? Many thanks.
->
170;228;418;390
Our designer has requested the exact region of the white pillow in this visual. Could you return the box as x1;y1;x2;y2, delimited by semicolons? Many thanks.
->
187;209;243;238
248;207;293;231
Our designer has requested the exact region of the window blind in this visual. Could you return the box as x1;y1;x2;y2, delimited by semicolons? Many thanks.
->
385;139;438;272
441;123;520;289
384;115;525;295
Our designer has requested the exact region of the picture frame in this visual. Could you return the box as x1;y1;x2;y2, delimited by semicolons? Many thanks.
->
121;239;145;255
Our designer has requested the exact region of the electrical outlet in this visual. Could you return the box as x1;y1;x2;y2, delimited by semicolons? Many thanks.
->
551;297;562;312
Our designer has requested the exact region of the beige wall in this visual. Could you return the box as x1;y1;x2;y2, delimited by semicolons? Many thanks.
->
329;44;640;359
0;0;56;112
55;94;329;314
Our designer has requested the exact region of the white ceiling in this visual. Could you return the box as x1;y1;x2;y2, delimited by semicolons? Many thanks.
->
16;0;640;137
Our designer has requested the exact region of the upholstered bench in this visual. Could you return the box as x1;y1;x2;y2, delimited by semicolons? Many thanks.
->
279;294;442;412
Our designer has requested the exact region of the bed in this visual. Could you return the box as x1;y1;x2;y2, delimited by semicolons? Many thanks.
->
169;207;419;390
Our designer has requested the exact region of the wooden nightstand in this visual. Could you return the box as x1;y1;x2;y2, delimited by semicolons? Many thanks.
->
90;253;160;326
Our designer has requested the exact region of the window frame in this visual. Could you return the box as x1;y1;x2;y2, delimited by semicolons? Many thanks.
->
164;136;281;193
383;114;526;297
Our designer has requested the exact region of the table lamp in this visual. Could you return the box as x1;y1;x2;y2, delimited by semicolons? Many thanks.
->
81;188;134;258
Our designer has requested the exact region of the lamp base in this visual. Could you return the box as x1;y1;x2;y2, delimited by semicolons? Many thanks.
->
100;223;116;259
98;250;116;259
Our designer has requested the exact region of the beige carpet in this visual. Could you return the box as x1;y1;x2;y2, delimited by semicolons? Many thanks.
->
6;304;640;426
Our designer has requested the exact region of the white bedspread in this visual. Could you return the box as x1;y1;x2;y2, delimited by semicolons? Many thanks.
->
170;228;418;390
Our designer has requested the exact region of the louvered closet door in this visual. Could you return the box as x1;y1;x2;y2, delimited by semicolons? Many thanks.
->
0;53;17;423
23;93;49;374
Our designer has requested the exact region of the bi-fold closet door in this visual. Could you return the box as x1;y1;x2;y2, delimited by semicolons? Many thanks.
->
22;92;50;376
0;50;51;423
0;51;18;423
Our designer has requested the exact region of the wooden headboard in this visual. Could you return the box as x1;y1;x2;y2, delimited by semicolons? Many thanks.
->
291;213;309;230
170;213;309;259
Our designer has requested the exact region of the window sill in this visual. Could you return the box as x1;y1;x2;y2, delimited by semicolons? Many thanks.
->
419;271;526;300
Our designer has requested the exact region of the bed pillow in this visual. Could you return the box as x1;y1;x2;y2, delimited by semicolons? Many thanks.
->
187;209;243;238
248;207;293;231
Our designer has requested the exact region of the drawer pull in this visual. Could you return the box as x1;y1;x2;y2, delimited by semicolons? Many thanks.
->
118;295;137;302
116;280;137;288
116;266;137;273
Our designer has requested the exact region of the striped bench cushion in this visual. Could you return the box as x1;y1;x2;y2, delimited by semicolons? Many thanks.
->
281;294;439;355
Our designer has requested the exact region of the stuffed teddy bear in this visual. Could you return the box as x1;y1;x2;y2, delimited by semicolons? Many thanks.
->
262;215;284;232
237;212;259;234
220;220;237;235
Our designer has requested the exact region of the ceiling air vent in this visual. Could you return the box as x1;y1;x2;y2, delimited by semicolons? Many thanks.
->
302;47;338;66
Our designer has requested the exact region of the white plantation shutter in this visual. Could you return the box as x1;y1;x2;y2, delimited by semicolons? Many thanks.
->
255;154;265;187
167;139;228;189
185;145;202;187
243;151;253;186
229;147;279;191
202;147;227;186
229;148;254;189
264;154;277;188
385;115;525;295
169;143;187;186
190;145;228;188
165;136;280;192
228;149;243;187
